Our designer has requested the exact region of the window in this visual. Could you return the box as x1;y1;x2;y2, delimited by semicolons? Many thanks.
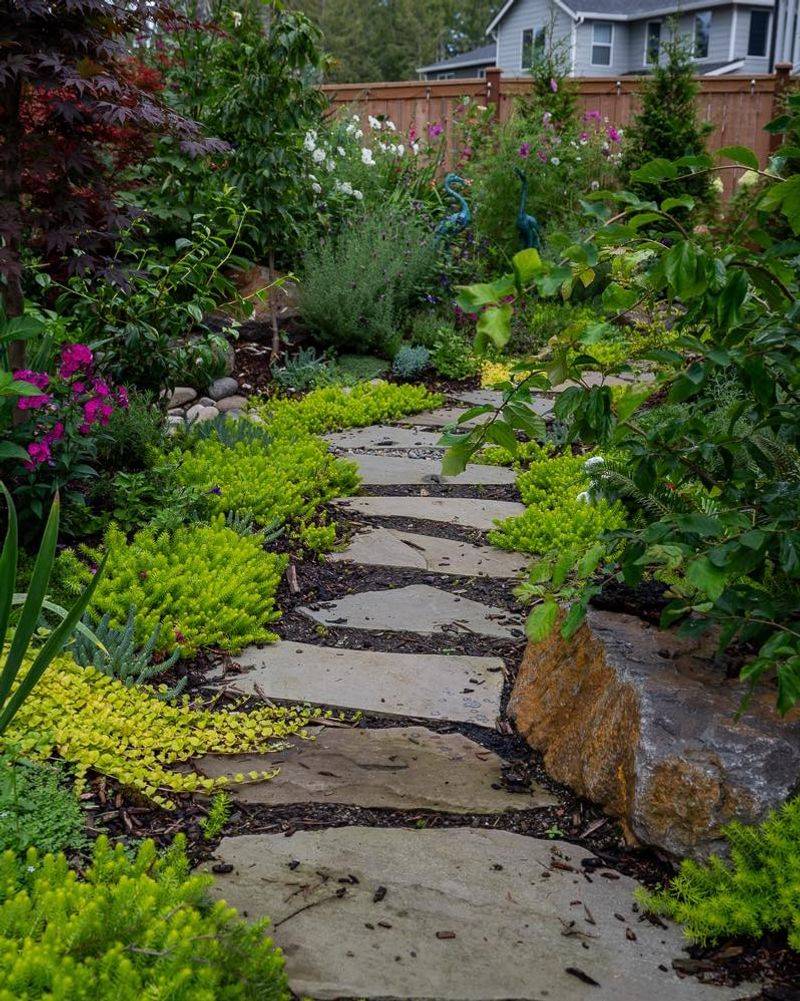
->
645;21;662;64
591;22;613;66
748;9;770;56
521;26;546;68
438;71;455;79
694;10;712;58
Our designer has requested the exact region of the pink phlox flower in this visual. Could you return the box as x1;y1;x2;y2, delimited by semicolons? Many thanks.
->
116;386;130;408
17;393;52;411
24;440;51;469
519;143;532;158
13;370;49;390
537;149;548;162
81;395;114;431
91;377;111;397
607;126;621;143
549;78;558;93
43;421;65;445
584;109;602;122
72;381;86;396
59;343;93;378
580;131;589;142
428;122;444;138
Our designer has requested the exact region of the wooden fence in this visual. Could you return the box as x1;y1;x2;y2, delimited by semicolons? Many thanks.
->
322;65;794;196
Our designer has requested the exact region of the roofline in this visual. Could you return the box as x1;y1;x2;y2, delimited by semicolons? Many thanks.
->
704;58;746;74
488;0;771;32
417;54;496;73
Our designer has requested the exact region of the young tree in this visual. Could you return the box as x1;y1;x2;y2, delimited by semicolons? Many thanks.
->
0;0;222;367
619;29;715;209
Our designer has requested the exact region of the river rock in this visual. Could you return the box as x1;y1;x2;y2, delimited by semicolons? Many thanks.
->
209;376;239;400
168;386;197;408
186;403;219;424
216;394;249;413
508;608;800;858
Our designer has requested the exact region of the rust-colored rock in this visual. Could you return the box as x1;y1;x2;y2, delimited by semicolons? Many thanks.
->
509;608;800;858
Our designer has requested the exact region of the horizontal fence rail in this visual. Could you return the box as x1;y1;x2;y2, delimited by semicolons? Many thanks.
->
322;66;794;197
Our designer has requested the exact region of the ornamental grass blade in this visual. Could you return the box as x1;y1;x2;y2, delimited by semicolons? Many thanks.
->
0;490;61;718
0;483;18;653
0;554;108;736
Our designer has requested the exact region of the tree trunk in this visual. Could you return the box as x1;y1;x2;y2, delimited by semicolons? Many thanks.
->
0;75;26;372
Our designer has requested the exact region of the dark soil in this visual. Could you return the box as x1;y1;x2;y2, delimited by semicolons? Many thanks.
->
360;481;520;502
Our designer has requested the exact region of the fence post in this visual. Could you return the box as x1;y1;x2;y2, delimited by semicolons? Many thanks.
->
770;62;793;151
485;67;502;120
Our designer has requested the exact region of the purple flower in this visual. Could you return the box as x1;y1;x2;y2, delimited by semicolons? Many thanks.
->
23;440;51;469
17;393;52;411
584;109;602;123
550;78;558;93
208;485;222;495
607;126;621;143
13;370;49;390
428;122;444;139
518;143;532;158
59;343;93;379
116;386;129;408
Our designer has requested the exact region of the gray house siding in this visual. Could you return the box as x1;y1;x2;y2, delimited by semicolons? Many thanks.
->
733;6;773;72
574;20;631;75
495;0;575;74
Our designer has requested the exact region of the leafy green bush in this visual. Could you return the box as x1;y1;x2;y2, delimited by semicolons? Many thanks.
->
511;300;595;356
638;798;800;951
174;432;359;542
253;381;442;438
87;518;287;656
300;205;437;356
98;467;211;535
333;354;389;383
0;757;87;855
93;390;166;473
430;326;481;381
272;347;336;392
0;835;291;999
393;345;430;380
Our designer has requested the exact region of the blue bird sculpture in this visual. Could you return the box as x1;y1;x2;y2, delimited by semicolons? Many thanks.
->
434;173;471;246
514;167;543;251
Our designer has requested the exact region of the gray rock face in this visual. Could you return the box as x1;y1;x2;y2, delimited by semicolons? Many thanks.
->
332;495;525;531
205;827;751;1001
300;584;523;639
216;395;249;413
168;386;197;408
228;642;505;725
209;376;239;400
197;396;216;407
350;453;516;486
185;403;219;424
193;727;555;813
324;425;445;451
510;608;800;858
329;527;527;578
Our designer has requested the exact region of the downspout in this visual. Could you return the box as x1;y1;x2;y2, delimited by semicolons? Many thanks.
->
769;0;781;70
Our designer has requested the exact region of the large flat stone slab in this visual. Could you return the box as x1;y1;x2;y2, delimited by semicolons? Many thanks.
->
332;495;525;531
401;397;553;428
206;827;750;1001
194;726;556;812
324;425;445;451
329;526;528;578
229;642;504;725
510;608;800;858
300;584;523;639
350;453;516;486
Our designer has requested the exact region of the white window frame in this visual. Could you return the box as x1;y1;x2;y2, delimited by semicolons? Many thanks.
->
590;21;614;67
644;20;662;66
747;8;771;57
521;26;547;69
438;71;455;79
694;10;713;60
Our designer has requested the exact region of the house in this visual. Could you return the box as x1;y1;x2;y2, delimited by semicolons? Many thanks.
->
418;0;799;79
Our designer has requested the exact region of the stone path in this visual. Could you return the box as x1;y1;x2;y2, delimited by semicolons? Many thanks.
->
203;398;747;1000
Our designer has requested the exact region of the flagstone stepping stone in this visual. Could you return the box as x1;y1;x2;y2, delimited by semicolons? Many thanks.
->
227;642;505;725
194;726;556;813
332;495;525;531
205;827;751;1001
300;584;523;639
329;527;527;578
401;397;554;428
351;453;516;486
324;425;445;451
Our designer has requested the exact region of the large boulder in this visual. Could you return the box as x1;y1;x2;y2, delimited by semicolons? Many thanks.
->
509;608;800;859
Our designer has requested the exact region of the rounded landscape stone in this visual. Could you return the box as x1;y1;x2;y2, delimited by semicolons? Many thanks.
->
209;376;239;400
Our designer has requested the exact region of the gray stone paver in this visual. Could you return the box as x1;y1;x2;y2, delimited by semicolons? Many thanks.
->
328;526;527;577
350;453;516;486
194;726;556;813
300;584;523;639
228;642;505;725
332;495;525;531
206;827;751;1001
324;425;445;451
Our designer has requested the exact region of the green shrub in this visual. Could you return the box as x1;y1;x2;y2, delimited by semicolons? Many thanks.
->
393;345;430;380
94;391;166;473
410;310;453;349
272;347;337;393
0;835;291;999
638;798;800;951
88;518;287;656
512;301;594;356
333;354;389;383
430;326;480;381
0;757;87;855
99;467;211;535
253;381;442;438
300;205;437;356
173;431;359;541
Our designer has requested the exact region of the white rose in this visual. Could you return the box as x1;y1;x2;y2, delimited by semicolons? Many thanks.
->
738;170;759;188
412;142;420;155
303;132;317;152
386;119;396;131
576;491;592;504
326;159;335;172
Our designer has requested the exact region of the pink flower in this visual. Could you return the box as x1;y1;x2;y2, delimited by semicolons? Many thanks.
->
91;377;110;397
80;396;114;433
72;381;86;396
116;386;129;408
537;149;548;163
428;123;444;139
607;126;621;143
409;124;418;143
13;370;49;390
17;393;52;411
43;421;64;445
519;143;532;158
59;343;93;379
580;131;589;141
23;440;51;469
550;78;558;93
584;109;602;123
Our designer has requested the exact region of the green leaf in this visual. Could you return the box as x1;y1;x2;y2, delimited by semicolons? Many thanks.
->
601;283;639;313
686;556;728;600
663;242;707;299
455;275;515;311
476;304;513;351
561;600;587;640
441;443;473;477
631;158;678;184
661;195;696;213
525;599;558;642
0;442;29;462
716;145;759;170
512;248;542;288
0;485;18;654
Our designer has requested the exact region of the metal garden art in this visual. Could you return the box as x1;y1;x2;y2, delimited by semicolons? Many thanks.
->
514;167;543;251
435;173;471;247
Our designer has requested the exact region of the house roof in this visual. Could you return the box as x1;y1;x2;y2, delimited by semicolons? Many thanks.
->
417;43;497;74
487;0;772;30
625;58;746;74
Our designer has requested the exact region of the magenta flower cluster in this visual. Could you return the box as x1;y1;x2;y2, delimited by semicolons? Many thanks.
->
14;343;128;470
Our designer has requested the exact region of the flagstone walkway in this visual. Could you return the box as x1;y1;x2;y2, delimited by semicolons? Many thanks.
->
202;394;753;1001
